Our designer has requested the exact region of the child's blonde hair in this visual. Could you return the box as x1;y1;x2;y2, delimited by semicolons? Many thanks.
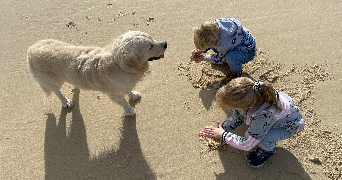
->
216;77;283;111
194;22;220;51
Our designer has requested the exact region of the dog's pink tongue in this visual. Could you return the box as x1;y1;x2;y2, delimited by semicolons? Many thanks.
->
159;53;164;58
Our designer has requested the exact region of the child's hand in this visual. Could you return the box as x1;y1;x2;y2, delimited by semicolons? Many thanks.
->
192;49;204;55
199;122;225;139
191;55;204;63
190;49;205;63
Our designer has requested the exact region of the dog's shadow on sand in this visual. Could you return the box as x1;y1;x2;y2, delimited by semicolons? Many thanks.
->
44;89;156;179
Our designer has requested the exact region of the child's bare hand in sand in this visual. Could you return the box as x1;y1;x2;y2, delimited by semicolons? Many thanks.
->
199;122;225;138
190;49;204;63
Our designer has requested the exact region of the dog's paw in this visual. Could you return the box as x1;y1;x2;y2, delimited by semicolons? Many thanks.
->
124;107;136;116
129;91;141;101
62;99;73;108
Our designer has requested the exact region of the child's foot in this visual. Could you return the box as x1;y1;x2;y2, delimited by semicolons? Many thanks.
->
246;147;276;168
221;71;241;85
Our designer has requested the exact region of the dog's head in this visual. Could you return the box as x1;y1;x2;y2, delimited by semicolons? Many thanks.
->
118;31;167;73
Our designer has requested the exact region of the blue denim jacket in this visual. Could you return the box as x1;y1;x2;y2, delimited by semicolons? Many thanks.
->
204;18;256;64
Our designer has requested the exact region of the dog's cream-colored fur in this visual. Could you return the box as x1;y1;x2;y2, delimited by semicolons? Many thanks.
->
27;31;167;116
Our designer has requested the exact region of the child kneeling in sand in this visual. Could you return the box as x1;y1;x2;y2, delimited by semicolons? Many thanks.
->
199;77;305;168
191;18;256;85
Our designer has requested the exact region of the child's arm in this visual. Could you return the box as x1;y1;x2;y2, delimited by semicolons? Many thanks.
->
199;110;244;138
204;54;225;64
221;113;277;151
191;48;225;64
199;122;224;138
220;131;260;151
221;110;244;131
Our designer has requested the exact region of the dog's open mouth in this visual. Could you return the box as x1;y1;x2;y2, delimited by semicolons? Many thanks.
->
148;53;164;61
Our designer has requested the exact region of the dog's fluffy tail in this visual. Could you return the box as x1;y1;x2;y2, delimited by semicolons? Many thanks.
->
27;60;53;96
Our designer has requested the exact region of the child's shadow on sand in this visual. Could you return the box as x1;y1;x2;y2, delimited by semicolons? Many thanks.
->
44;89;156;179
198;64;255;110
215;124;312;180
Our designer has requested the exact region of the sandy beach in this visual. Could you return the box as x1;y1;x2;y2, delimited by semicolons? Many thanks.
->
1;0;342;179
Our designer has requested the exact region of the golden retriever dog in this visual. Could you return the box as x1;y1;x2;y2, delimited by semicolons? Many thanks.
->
27;31;167;116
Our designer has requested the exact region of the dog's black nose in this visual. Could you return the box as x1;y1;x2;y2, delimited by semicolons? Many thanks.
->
163;41;167;49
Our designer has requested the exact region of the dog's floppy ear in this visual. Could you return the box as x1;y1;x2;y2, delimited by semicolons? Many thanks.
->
120;44;148;74
118;33;149;73
123;50;140;69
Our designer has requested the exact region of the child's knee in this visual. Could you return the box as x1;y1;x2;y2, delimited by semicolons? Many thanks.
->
241;51;255;64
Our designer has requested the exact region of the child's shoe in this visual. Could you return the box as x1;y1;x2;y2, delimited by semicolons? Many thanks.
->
246;147;276;168
221;71;241;85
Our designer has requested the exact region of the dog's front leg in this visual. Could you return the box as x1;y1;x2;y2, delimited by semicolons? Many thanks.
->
129;91;141;101
54;90;73;108
109;94;136;116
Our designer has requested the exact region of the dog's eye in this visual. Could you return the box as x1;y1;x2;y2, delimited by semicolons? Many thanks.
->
149;44;153;50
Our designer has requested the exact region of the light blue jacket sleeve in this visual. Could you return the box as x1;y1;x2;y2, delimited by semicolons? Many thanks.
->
204;53;224;64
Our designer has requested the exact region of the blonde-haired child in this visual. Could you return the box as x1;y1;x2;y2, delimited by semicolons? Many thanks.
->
191;18;256;84
199;77;305;168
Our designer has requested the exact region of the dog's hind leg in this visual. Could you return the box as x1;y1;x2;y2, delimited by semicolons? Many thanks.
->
109;94;136;116
33;75;73;108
